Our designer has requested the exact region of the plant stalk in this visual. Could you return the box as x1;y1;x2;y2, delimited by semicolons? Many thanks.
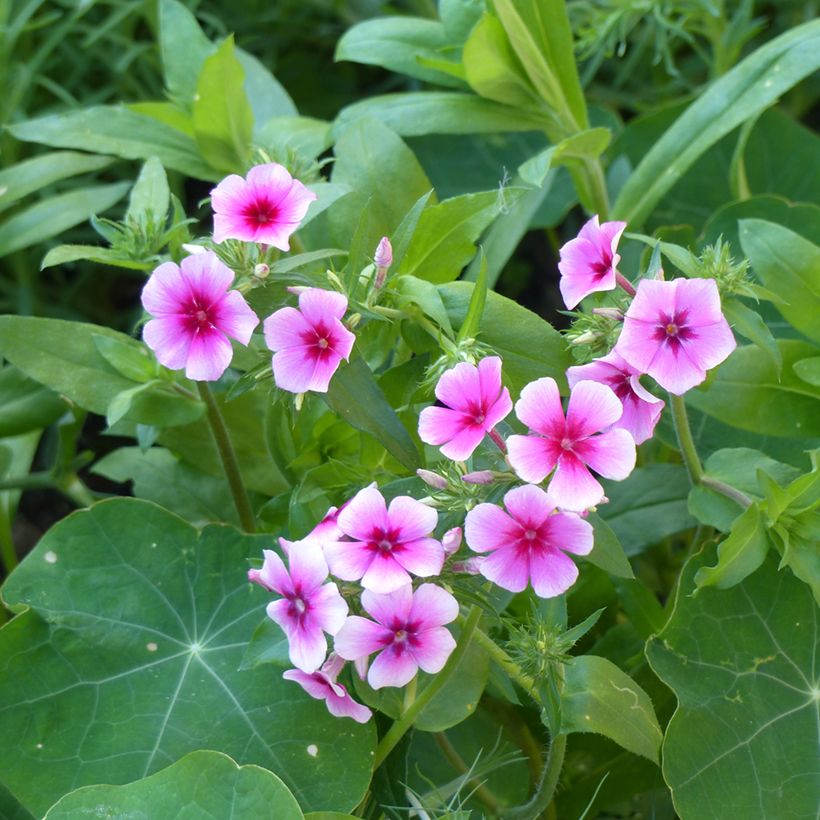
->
197;382;256;532
502;734;567;820
669;393;703;485
469;623;537;696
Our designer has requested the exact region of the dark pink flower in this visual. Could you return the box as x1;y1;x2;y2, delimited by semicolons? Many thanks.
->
507;377;636;511
418;357;513;461
283;654;372;723
567;350;664;444
211;163;316;250
558;215;627;309
334;583;458;689
141;252;258;381
324;487;444;594
615;278;736;395
263;288;356;394
465;484;593;597
251;543;348;674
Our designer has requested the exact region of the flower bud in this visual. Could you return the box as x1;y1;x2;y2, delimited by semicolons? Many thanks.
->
591;307;624;321
442;527;462;555
417;469;448;491
374;236;392;269
452;557;483;575
253;263;270;279
181;243;208;255
462;470;495;485
286;285;310;295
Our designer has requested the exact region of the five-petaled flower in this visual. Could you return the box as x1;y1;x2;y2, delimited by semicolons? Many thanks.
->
558;215;627;309
334;583;458;689
614;277;736;395
465;484;593;597
249;542;348;674
283;654;372;723
567;350;664;445
418;357;513;460
507;377;636;511
323;486;444;594
141;251;259;382
263;288;356;394
210;163;316;249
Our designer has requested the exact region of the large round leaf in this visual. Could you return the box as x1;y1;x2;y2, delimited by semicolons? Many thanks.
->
0;499;375;816
646;550;819;819
43;750;303;819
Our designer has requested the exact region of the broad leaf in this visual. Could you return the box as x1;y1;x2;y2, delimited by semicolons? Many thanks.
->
0;499;375;816
0;366;66;438
585;514;634;579
158;0;215;108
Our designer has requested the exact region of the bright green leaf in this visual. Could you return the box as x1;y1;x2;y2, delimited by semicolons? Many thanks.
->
126;157;170;225
158;0;215;108
585;514;634;579
793;356;820;386
723;299;782;374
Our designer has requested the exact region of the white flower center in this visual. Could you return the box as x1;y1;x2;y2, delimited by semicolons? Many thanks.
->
317;337;329;349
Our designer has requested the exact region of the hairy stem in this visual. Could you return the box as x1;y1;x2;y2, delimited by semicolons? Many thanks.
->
669;393;703;485
502;734;567;820
701;476;753;509
197;382;256;532
615;271;637;297
469;624;537;697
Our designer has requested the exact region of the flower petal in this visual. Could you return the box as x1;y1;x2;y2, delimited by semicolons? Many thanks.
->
361;584;414;627
408;583;459;631
544;512;594;556
575;428;636;481
212;290;259;344
679;319;736;373
311;583;349;635
271;347;321;393
322;540;373;583
507;434;560;484
411;626;456;674
324;683;373;723
334;615;392;661
255;548;291;595
644;341;706;395
435;361;481;411
299;288;348;325
142;316;191;371
338;487;389;541
263;306;311;352
368;645;418;689
548;453;604;512
180;252;234;308
529;549;579;598
387;495;438;542
477;356;504;407
361;552;413;594
464;503;520;553
514;377;565;438
141;261;190;316
287;541;329;592
502;483;554;529
672;277;725;324
393;538;445;580
439;423;487;461
418;406;468;446
184;328;233;381
479;546;529;593
566;380;623;439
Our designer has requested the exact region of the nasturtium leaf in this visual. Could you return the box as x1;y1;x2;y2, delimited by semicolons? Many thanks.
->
42;750;303;820
560;656;662;763
0;781;34;820
647;551;819;819
0;366;66;438
0;499;375;816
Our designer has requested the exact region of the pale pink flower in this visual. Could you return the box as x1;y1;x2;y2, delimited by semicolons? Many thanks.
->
418;357;513;461
210;163;316;249
507;378;636;511
324;487;444;594
263;288;356;394
283;654;372;724
465;484;593;597
567;350;664;445
558;215;627;309
334;583;458;689
615;278;736;395
251;543;348;674
141;252;258;381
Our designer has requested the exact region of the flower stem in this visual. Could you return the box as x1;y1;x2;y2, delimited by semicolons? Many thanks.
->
488;428;507;454
503;734;567;820
615;271;637;297
669;393;703;485
701;476;753;509
373;605;482;769
0;506;17;575
197;382;256;532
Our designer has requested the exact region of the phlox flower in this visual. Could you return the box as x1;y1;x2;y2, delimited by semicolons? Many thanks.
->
567;350;664;444
507;377;636;511
465;484;593;597
141;252;258;381
249;542;348;673
263;288;355;393
614;278;736;395
334;583;458;689
283;654;372;724
418;357;512;460
324;486;444;594
558;215;627;309
210;163;316;249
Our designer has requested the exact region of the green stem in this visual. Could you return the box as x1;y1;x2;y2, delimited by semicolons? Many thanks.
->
197;382;256;532
502;734;567;820
582;156;610;220
669;393;703;485
373;605;482;769
469;623;537;696
0;506;17;574
701;476;752;509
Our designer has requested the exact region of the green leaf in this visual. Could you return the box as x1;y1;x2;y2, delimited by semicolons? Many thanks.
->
335;18;466;89
0;152;114;215
0;781;34;820
687;340;820;438
40;244;152;271
192;36;254;173
237;48;297;125
43;750;303;820
613;20;820;226
560;656;662;763
323;358;421;471
158;0;215;108
457;249;487;342
394;275;454;336
723;298;782;374
0;183;129;257
0;366;65;438
440;282;571;393
739;219;820;345
257;116;332;160
333;93;551;138
646;550;818;818
93;334;158;383
793;356;820;386
585;514;634;579
0;499;375;816
7;108;217;181
126;157;170;224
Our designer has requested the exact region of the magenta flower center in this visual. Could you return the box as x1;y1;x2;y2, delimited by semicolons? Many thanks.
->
370;527;400;555
183;299;216;333
244;196;280;229
377;538;394;553
589;249;613;279
524;529;537;541
560;436;575;451
317;338;329;349
287;595;309;622
654;311;694;351
394;629;408;644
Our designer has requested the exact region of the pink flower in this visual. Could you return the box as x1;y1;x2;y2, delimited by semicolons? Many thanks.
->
567;350;664;445
251;543;348;674
263;288;356;393
334;583;458;689
141;252;259;381
614;278;736;395
418;357;513;461
507;377;636;511
441;527;462;555
465;484;593;597
558;215;627;309
324;487;444;594
210;163;316;250
283;654;372;724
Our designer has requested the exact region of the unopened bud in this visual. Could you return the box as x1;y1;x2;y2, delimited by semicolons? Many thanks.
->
442;527;462;555
452;557;483;575
182;243;208;255
326;270;344;290
591;307;624;321
346;312;361;329
462;470;494;485
417;469;448;491
286;285;310;295
374;236;392;268
253;263;270;279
